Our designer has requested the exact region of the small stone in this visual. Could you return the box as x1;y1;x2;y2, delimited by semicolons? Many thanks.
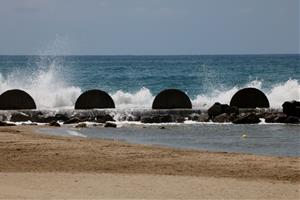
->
285;116;299;124
75;123;87;128
0;121;16;126
49;121;61;127
213;113;231;123
64;117;81;124
104;122;117;128
10;112;32;122
233;113;260;124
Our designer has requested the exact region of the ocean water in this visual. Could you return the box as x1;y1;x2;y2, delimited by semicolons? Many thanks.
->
40;123;300;157
0;55;299;110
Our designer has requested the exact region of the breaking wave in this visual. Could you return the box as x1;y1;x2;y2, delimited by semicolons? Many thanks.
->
0;58;82;109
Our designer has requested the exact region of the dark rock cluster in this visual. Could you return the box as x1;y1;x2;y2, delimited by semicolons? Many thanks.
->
0;100;299;126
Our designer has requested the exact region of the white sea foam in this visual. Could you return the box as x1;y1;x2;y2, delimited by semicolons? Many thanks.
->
111;87;154;109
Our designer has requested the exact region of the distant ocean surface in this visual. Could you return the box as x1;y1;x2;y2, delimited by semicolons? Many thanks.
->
0;55;299;110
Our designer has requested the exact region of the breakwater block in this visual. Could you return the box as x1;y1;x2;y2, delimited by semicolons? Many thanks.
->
75;89;115;109
152;89;192;109
0;89;36;110
230;88;270;108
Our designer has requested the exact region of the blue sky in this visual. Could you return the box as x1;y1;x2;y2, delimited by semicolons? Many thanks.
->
0;0;299;55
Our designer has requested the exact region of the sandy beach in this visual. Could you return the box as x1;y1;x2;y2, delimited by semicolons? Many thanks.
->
0;126;299;199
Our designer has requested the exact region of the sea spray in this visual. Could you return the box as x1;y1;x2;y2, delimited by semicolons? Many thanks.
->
0;57;81;109
267;79;300;108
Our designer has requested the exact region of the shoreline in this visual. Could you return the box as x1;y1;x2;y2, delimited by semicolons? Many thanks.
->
0;125;299;198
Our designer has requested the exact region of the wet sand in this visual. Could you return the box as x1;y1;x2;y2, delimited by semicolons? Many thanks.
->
0;126;299;199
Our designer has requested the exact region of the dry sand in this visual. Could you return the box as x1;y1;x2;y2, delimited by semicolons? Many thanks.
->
1;172;299;199
0;126;299;199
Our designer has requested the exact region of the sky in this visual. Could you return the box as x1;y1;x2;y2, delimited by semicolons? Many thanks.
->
0;0;299;55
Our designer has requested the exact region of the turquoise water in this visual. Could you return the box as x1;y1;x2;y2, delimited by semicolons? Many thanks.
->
0;55;299;109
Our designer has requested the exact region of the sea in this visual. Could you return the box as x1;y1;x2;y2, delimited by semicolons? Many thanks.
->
0;55;299;110
1;54;300;156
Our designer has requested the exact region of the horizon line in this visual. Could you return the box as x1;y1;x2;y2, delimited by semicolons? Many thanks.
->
0;53;299;57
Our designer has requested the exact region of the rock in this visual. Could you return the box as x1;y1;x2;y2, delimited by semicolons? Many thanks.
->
104;122;117;128
126;115;138;121
0;89;36;110
31;115;55;123
153;115;174;123
265;113;287;123
285;116;299;124
230;88;270;108
213;113;233;123
198;113;210;122
152;115;173;123
53;113;70;122
189;113;210;122
282;101;300;117
95;114;115;123
264;114;277;123
233;113;261;124
175;116;185;123
207;103;238;118
160;115;174;123
207;103;223;118
0;121;16;126
49;121;61;127
160;126;166;129
141;115;174;123
116;114;139;122
141;116;154;123
152;89;192;109
223;105;239;115
10;112;32;122
75;89;115;109
188;113;201;121
0;115;8;122
64;117;81;124
75;123;87;128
